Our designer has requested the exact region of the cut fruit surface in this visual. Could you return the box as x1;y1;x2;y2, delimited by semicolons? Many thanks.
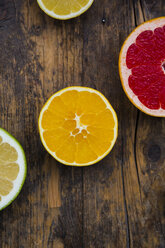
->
39;87;118;166
37;0;94;20
119;17;165;117
0;128;27;210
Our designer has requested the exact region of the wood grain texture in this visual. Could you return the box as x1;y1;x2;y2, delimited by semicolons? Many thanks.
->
123;1;165;247
0;0;165;248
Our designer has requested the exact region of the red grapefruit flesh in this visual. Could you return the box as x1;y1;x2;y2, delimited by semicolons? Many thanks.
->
119;17;165;117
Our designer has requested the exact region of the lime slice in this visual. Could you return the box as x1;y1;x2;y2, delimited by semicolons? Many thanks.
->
0;128;27;210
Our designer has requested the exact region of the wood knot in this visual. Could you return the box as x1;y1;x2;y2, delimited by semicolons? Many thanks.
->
148;144;161;162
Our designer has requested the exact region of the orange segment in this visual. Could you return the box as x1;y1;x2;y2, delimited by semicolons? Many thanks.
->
56;136;76;163
87;126;114;143
48;96;70;116
42;110;65;130
72;128;80;135
43;128;69;152
39;87;118;166
81;129;88;136
87;134;111;156
75;133;84;143
76;91;107;115
60;90;79;113
62;120;77;131
94;109;116;128
76;139;98;164
80;113;95;125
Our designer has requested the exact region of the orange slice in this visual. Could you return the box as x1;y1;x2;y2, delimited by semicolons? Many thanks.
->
38;87;118;166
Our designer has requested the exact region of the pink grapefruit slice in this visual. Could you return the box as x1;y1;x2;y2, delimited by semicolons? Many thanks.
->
119;17;165;117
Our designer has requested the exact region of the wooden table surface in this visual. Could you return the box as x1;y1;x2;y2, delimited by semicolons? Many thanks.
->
0;0;165;247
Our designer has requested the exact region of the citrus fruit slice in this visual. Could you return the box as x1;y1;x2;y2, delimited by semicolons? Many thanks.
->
119;17;165;117
0;128;27;210
37;0;94;20
39;87;118;166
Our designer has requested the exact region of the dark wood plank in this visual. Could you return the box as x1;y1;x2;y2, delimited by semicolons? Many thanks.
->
121;1;165;247
0;0;84;247
81;0;136;247
0;0;164;248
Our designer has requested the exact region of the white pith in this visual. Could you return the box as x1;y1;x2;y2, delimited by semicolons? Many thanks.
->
37;0;94;20
119;18;165;117
39;87;118;166
0;128;26;210
70;114;88;137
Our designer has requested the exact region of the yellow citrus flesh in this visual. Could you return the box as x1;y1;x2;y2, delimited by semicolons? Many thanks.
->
37;0;94;20
0;137;19;198
39;87;118;166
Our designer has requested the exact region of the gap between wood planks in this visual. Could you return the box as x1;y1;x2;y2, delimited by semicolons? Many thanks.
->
121;0;149;247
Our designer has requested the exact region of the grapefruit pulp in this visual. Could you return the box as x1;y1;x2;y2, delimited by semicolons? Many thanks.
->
119;17;165;117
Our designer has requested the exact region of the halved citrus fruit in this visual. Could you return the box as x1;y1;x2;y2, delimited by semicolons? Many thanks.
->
0;128;27;210
39;87;118;166
119;17;165;117
37;0;94;20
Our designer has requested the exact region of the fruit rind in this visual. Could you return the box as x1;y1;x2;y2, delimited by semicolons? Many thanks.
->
39;86;118;166
0;128;27;211
37;0;94;20
119;17;165;117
